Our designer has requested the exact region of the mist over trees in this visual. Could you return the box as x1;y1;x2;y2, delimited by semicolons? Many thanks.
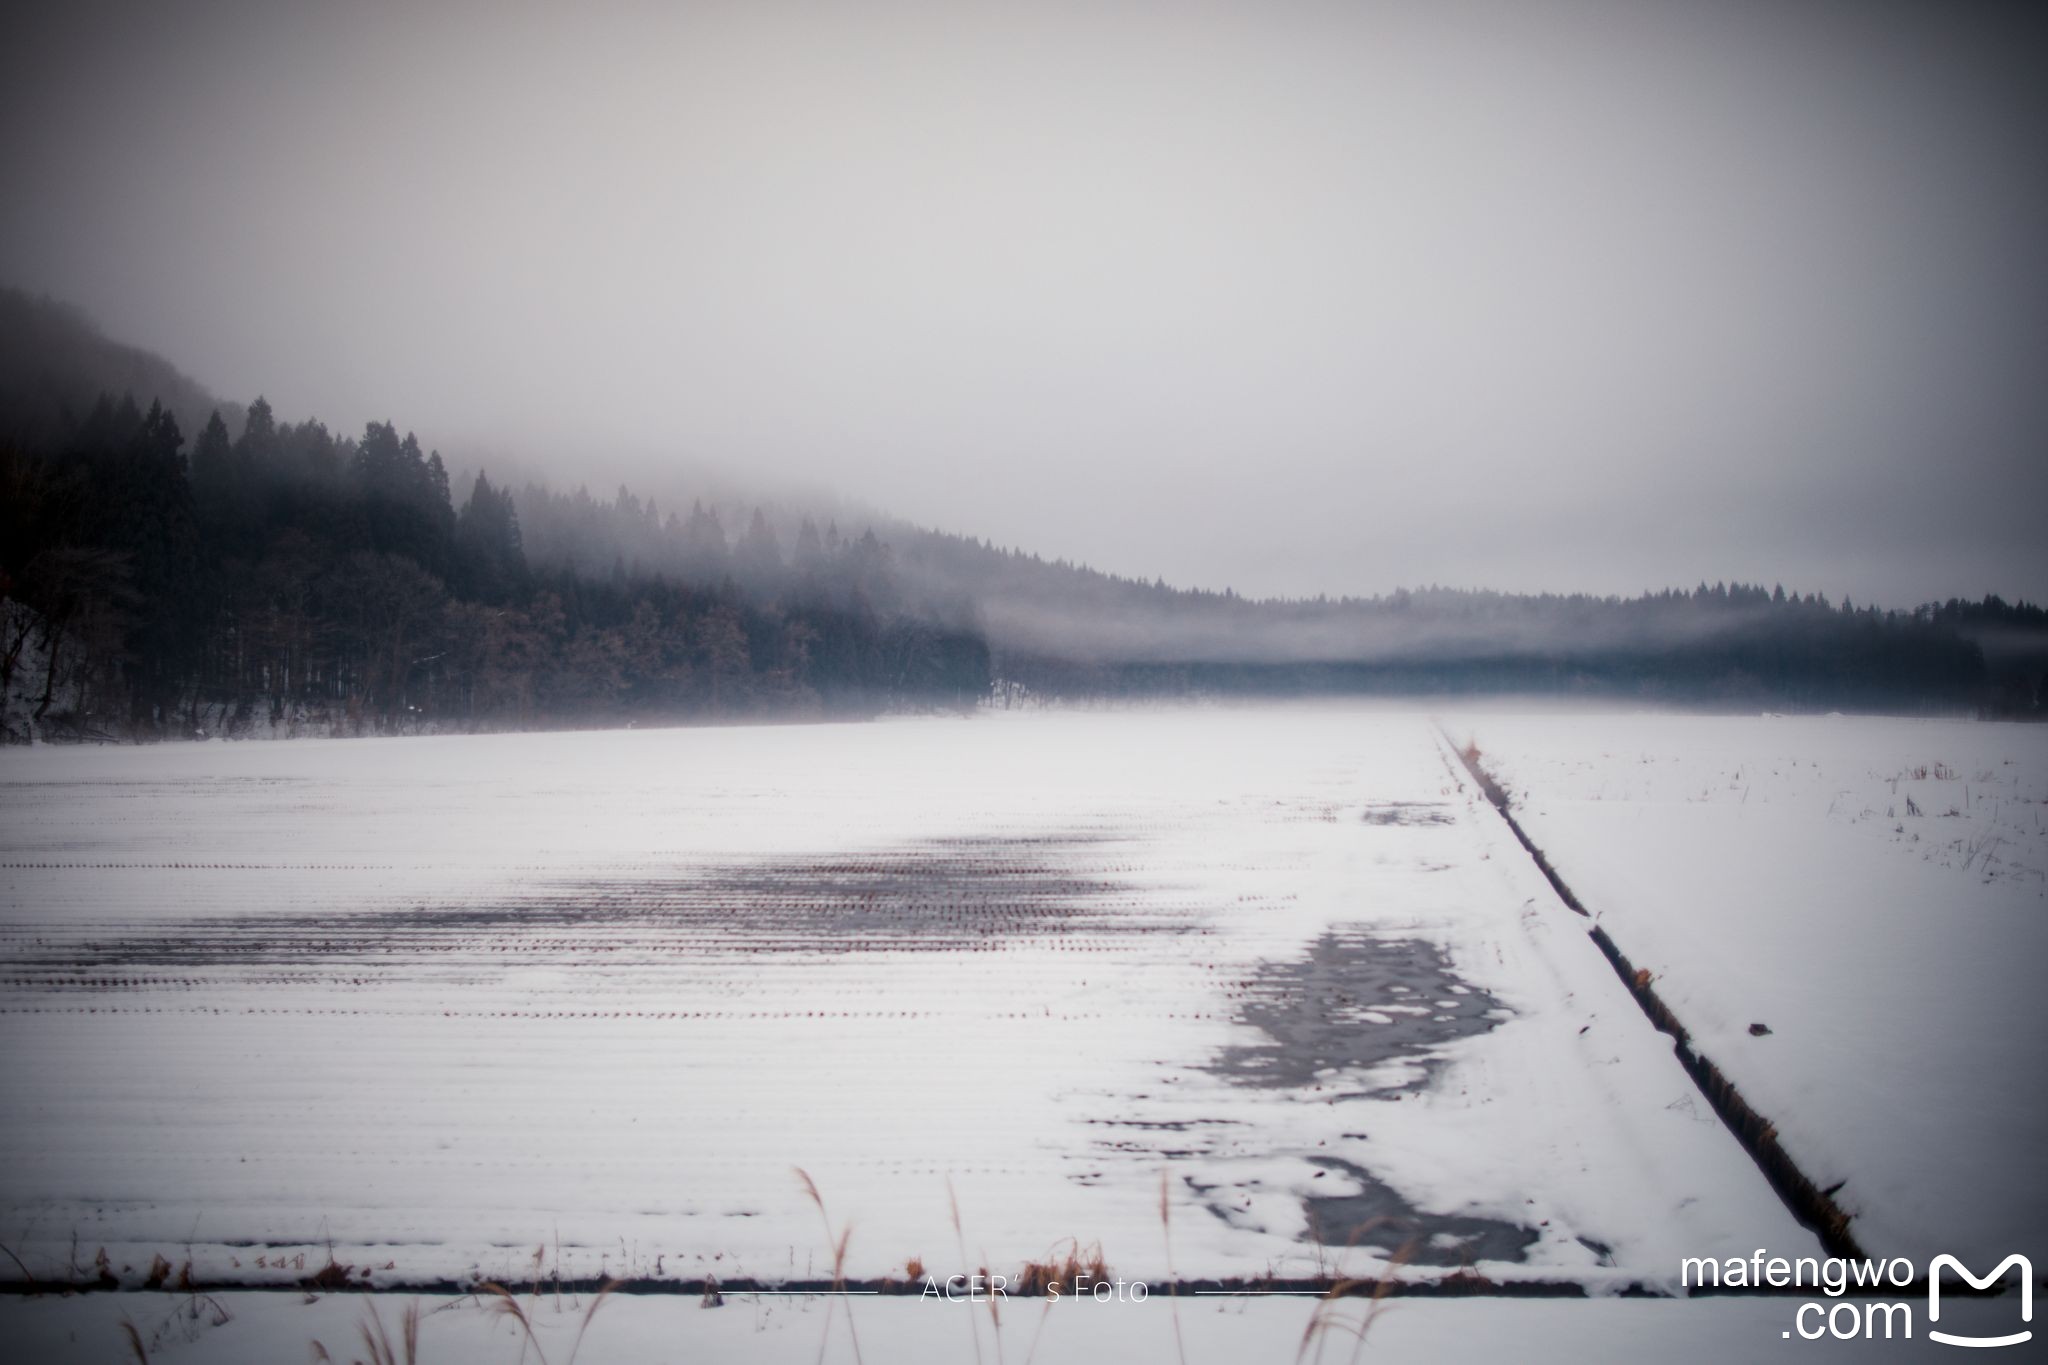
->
1;386;990;740
1;288;2041;741
890;528;2037;713
0;290;239;459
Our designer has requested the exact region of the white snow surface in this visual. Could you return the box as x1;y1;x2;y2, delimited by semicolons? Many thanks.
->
1460;710;2048;1268
6;1286;2027;1365
0;707;1822;1295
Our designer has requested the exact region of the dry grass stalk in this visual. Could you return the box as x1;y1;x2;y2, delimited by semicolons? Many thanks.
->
1013;1238;1109;1297
948;1177;986;1365
1160;1170;1187;1365
358;1299;421;1365
478;1281;551;1364
1297;1242;1414;1365
1017;1236;1109;1365
306;1282;611;1365
564;1279;621;1365
978;1248;1007;1365
795;1166;865;1365
0;1239;39;1293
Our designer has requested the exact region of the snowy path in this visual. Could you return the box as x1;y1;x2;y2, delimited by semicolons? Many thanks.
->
0;709;1812;1295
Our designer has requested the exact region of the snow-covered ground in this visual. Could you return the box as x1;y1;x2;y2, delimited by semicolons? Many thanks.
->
6;1284;2028;1365
1458;710;2048;1269
0;706;1813;1310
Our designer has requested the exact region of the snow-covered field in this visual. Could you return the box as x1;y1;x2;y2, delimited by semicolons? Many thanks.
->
1459;710;2048;1269
0;709;1804;1289
8;1285;2030;1365
3;704;2038;1361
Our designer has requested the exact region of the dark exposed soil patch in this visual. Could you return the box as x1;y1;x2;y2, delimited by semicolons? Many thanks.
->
2;835;1193;984
1360;803;1455;827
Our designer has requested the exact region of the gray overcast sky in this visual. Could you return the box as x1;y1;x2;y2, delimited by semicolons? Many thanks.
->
3;0;2044;607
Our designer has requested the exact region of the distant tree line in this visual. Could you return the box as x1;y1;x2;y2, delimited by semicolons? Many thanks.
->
1921;595;2048;718
0;394;989;740
373;444;2039;721
4;286;2039;735
889;529;2041;715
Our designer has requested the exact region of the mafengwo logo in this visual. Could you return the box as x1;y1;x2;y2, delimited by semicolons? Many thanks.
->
1927;1254;2032;1350
1683;1250;2033;1345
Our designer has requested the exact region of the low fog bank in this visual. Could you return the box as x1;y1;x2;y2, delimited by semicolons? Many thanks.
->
884;532;2045;716
503;479;2043;714
2;292;2042;740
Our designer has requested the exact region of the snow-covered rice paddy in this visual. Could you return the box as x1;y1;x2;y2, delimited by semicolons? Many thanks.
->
1;707;1820;1298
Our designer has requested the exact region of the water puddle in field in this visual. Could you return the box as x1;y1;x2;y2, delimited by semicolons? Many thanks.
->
1208;930;1508;1096
1298;1158;1538;1264
1184;929;1536;1263
1182;1157;1537;1266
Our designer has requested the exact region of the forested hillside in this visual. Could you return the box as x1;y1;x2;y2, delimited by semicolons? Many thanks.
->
2;288;2041;740
0;386;989;740
0;291;239;461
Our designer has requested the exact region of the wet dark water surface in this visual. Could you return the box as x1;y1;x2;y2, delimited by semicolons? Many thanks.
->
1199;927;1538;1261
1210;930;1508;1095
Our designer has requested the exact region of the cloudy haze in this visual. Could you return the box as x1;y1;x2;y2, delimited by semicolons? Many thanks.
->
3;0;2043;606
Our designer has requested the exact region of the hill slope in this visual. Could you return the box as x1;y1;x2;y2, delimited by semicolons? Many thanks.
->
1;294;2040;733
